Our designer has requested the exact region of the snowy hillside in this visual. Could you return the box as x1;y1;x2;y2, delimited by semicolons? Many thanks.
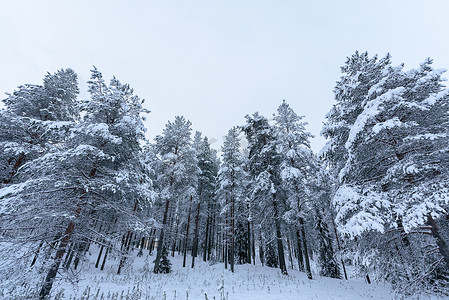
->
48;248;394;300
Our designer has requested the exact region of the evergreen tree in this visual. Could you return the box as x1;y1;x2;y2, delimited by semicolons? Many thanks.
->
152;116;199;273
154;246;172;274
217;127;250;271
243;112;288;275
0;67;153;298
316;211;341;279
273;100;316;279
325;53;449;294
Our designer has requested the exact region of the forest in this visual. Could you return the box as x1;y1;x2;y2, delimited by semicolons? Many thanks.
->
0;51;448;299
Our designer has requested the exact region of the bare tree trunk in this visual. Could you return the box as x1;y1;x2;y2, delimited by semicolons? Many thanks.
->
300;217;312;279
4;152;25;184
331;218;348;280
100;245;109;271
230;194;235;272
149;232;155;253
251;222;256;265
296;230;304;272
208;204;216;261
224;197;228;269
31;240;44;267
183;196;192;268
427;214;449;267
154;197;170;273
247;220;252;264
39;217;78;299
203;214;210;262
118;201;138;274
273;198;288;275
95;244;104;268
118;232;133;274
191;202;201;268
74;240;89;270
287;238;294;270
171;215;180;257
224;232;228;269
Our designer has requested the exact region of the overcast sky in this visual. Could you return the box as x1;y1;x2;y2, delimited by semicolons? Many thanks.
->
1;0;449;152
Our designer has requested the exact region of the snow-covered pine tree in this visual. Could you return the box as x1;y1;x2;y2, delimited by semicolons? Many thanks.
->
315;209;342;279
321;51;392;178
273;100;316;279
217;127;250;271
153;246;172;273
243;112;288;275
191;134;218;267
197;137;220;263
326;53;449;293
0;69;79;186
152;116;199;273
190;132;218;268
44;68;151;298
321;52;396;286
0;69;80;295
0;67;153;299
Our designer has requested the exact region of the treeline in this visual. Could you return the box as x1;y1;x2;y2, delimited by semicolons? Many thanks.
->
0;51;448;299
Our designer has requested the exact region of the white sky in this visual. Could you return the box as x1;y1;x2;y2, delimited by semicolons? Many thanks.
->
1;0;449;152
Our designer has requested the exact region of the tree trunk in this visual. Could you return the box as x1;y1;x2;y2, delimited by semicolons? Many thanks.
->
224;232;228;269
191;202;201;268
100;245;109;271
31;240;44;268
63;243;74;269
39;219;77;299
74;240;89;270
224;198;228;269
331;218;348;280
118;232;133;274
95;244;104;268
273;198;288;275
287;238;294;270
247;220;252;264
427;214;449;267
203;215;210;262
183;196;192;268
150;228;157;251
154;198;171;273
4;152;25;184
251;222;256;265
230;195;235;272
208;204;216;261
296;230;304;272
171;216;180;257
300;217;312;279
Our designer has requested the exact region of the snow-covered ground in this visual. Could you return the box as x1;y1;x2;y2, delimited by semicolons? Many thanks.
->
44;246;412;300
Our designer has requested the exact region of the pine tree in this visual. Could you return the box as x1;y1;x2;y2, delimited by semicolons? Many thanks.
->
192;134;218;268
217;127;250;271
273;100;316;279
152;116;199;273
243;112;288;275
0;67;152;298
154;246;172;274
0;69;80;296
325;53;449;293
316;211;341;279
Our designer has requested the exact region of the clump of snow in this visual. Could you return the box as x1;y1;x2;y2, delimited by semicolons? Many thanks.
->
372;117;405;134
333;185;390;238
345;87;405;150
